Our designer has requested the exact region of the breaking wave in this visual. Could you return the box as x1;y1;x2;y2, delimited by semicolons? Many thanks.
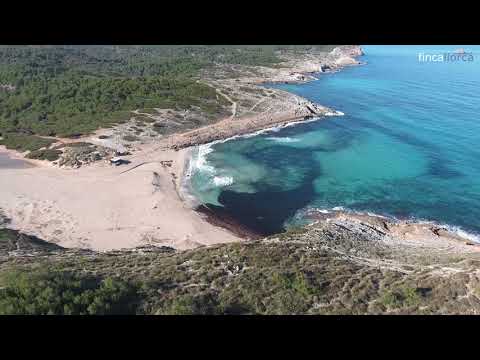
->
185;144;234;189
213;176;234;187
266;136;300;143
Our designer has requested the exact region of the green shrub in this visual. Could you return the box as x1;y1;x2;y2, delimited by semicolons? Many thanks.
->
380;285;422;309
137;116;155;123
64;142;93;148
26;149;62;161
152;123;166;134
137;108;157;115
160;293;221;315
0;133;55;152
122;135;139;142
0;270;139;315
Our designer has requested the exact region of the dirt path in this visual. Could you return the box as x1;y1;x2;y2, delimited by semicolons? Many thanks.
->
199;81;237;118
248;97;268;113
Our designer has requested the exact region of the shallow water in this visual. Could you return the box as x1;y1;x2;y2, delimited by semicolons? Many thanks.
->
189;45;480;237
0;152;32;169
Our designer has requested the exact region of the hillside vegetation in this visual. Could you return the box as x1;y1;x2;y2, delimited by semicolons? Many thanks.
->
0;45;303;139
0;45;338;139
2;219;479;315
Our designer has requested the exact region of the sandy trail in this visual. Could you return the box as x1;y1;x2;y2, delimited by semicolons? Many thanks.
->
0;146;241;251
200;80;237;119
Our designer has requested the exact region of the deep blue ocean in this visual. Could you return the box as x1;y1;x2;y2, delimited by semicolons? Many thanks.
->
189;45;480;240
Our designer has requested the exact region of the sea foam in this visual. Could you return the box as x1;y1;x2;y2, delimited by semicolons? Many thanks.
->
187;143;234;188
213;176;234;187
266;136;300;143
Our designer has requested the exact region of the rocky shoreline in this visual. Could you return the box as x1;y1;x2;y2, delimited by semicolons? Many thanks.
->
168;102;341;149
256;45;365;85
304;209;480;251
168;45;364;149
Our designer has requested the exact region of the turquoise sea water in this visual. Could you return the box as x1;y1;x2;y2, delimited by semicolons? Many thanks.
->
189;45;480;239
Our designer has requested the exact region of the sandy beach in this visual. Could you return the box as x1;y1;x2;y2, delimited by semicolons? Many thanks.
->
0;143;242;251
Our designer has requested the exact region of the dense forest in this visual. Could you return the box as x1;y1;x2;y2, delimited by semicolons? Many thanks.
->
0;45;301;139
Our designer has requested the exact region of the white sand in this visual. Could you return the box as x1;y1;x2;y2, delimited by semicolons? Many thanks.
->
0;145;241;251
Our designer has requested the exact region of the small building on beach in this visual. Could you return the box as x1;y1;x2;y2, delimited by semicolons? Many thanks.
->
109;157;129;166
